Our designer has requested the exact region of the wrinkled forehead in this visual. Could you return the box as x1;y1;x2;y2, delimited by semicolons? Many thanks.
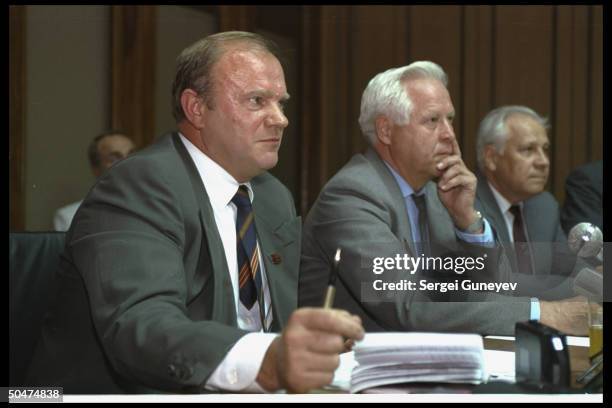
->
506;114;548;142
404;78;453;113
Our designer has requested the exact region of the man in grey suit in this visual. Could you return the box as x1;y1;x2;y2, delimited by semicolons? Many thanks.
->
474;105;583;279
299;62;589;336
26;31;363;394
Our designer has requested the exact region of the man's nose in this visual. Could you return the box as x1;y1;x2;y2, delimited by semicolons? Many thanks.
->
439;118;455;141
266;103;289;128
534;148;550;168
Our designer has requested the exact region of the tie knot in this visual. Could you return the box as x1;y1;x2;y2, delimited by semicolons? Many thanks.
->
413;193;426;211
232;185;252;208
509;205;521;219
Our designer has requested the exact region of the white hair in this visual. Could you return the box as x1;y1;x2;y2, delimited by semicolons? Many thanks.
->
358;61;448;146
476;105;549;171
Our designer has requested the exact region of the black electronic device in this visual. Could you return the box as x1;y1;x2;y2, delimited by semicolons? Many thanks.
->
515;320;570;388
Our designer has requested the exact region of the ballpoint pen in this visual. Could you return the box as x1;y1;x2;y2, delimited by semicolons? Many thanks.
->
323;248;341;308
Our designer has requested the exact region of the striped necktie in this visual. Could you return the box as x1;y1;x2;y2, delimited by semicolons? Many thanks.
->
231;185;263;310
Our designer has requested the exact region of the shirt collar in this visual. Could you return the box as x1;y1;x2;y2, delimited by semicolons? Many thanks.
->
178;133;254;210
383;161;423;197
488;181;520;215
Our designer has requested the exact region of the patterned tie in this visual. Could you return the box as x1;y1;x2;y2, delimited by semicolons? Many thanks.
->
413;193;430;258
509;205;533;274
231;185;263;310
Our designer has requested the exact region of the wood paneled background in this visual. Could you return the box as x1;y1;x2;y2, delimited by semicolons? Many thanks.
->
299;5;603;214
10;5;603;229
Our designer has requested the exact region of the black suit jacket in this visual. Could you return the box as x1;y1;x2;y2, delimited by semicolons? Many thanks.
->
26;133;301;393
561;160;603;234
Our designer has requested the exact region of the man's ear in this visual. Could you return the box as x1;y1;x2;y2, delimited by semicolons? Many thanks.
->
483;145;498;172
180;89;206;129
375;116;392;145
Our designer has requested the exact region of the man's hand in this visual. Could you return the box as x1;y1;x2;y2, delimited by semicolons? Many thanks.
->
256;308;364;393
539;296;591;336
435;138;479;230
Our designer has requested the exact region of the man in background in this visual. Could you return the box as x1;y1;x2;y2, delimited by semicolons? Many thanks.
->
561;160;603;234
299;62;589;336
474;105;582;279
53;131;135;231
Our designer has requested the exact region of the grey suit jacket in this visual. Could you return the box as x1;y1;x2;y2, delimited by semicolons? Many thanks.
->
26;133;301;393
475;174;578;299
299;148;532;336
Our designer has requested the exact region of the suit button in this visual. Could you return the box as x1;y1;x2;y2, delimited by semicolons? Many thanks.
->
167;364;177;377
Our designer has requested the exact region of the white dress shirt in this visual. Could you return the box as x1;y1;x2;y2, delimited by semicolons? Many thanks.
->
53;200;82;231
487;182;540;320
487;181;528;245
179;134;277;392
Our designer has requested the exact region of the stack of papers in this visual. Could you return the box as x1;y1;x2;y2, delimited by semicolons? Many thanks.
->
350;332;488;393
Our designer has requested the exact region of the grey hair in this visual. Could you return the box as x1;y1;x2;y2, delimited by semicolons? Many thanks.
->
476;105;549;171
171;31;281;123
358;61;448;146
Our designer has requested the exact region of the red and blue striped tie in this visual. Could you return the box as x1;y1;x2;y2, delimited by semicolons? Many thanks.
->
232;185;263;310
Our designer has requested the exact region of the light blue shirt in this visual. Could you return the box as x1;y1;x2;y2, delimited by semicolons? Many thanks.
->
384;163;494;246
383;163;540;321
530;299;540;320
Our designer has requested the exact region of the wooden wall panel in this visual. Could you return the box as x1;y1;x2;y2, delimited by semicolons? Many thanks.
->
349;6;409;156
297;5;601;212
111;6;157;149
9;6;26;230
589;5;603;161
462;5;493;171
494;6;554;113
553;6;590;201
493;6;555;192
300;6;353;211
407;6;464;149
218;5;256;31
12;5;601;226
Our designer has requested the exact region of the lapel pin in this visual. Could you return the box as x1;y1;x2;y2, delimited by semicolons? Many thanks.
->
270;253;282;265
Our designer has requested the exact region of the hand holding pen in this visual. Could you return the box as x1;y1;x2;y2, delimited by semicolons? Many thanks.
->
322;248;357;352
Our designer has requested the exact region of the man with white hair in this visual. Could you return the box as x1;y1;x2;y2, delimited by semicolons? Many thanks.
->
475;105;583;278
299;63;589;336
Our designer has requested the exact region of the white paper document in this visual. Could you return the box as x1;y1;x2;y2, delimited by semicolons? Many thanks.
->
344;332;488;393
483;349;515;383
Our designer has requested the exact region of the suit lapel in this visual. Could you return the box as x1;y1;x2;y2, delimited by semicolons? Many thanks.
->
476;174;511;243
251;185;299;332
171;133;238;326
476;174;519;273
364;149;417;255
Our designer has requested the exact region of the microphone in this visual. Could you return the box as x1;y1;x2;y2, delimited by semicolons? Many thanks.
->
567;222;603;263
571;267;603;303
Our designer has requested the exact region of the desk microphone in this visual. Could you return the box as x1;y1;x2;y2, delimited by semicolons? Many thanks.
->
567;223;604;302
567;222;603;263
